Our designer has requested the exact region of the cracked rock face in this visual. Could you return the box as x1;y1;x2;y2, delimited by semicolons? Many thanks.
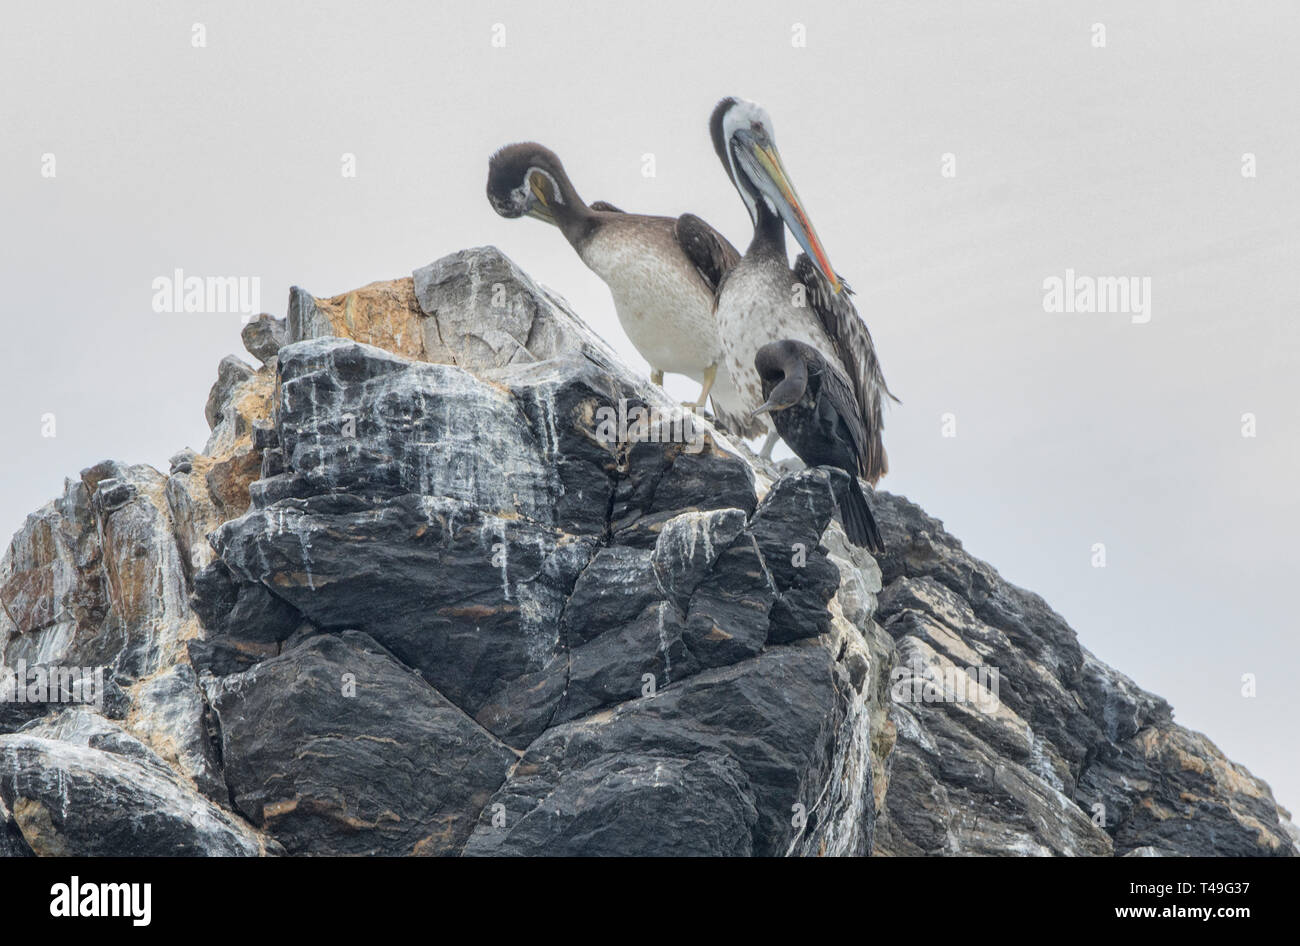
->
196;331;864;855
0;245;1293;857
869;494;1295;857
208;631;517;856
0;713;271;856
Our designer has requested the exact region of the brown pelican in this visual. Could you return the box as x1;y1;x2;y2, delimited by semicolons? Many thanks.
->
709;98;895;479
487;142;760;437
752;340;883;552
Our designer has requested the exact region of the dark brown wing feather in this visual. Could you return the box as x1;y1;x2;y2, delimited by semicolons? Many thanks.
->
794;254;895;484
674;213;741;296
674;214;762;439
808;350;870;470
589;200;625;213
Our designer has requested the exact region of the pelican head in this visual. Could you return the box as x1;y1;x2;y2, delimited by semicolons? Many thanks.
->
750;339;811;419
487;142;575;226
709;97;842;293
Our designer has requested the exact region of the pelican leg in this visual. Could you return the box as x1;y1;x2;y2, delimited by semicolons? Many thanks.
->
759;430;780;459
685;363;717;410
651;369;664;387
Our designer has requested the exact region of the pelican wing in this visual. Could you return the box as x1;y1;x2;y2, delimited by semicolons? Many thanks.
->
794;253;895;483
673;213;760;438
589;200;625;213
675;213;741;296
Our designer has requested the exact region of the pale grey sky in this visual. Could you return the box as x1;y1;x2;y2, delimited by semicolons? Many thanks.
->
2;1;1297;815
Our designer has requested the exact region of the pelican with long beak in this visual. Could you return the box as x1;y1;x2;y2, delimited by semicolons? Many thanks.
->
709;97;895;478
487;142;761;438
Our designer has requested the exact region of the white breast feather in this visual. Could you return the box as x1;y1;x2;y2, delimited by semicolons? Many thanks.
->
716;258;836;420
579;225;721;378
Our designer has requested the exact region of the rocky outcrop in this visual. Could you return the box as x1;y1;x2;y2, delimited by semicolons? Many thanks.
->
0;711;271;856
210;631;517;856
869;499;1294;856
0;246;1292;856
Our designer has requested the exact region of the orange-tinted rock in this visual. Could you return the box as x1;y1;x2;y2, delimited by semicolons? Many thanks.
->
205;447;263;521
291;278;427;361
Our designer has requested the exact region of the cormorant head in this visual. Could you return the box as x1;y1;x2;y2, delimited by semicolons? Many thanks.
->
709;97;842;293
487;142;573;226
751;339;811;418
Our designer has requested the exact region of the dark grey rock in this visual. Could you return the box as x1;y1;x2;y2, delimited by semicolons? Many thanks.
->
213;489;591;746
287;286;329;343
611;436;759;548
90;477;135;514
209;630;516;856
18;709;172;774
193;324;872;856
0;667;128;733
468;751;758;857
465;644;862;857
186;636;279;677
562;546;662;644
251;419;278;449
205;355;256;430
190;560;301;645
0;732;268;855
241;314;288;365
869;491;1295;857
168;448;197;475
556;601;696;724
651;508;749;614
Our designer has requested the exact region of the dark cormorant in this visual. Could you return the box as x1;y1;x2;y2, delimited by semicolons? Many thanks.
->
752;339;884;552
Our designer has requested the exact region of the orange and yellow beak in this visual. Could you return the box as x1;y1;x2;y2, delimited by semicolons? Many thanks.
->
738;134;842;294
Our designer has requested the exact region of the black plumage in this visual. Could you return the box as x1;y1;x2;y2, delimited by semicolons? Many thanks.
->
792;254;897;483
753;339;884;553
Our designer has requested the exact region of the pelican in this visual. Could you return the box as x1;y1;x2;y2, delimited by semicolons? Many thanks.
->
709;97;895;479
487;142;761;437
752;340;884;552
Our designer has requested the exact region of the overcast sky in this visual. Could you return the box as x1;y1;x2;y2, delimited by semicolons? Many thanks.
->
2;1;1297;817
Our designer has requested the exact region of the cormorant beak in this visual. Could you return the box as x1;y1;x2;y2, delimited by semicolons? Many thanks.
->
748;396;789;421
734;129;842;294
